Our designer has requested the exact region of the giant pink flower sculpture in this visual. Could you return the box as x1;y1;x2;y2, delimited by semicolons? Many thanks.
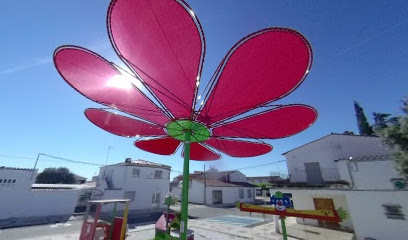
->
54;0;317;161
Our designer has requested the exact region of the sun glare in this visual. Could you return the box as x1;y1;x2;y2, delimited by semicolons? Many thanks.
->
106;71;143;91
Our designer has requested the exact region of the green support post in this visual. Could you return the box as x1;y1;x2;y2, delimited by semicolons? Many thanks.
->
180;130;192;240
280;216;288;240
108;202;117;240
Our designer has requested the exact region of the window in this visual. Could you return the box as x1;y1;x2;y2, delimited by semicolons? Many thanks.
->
12;179;16;183
132;168;140;177
152;193;161;204
383;204;405;220
247;189;252;198
239;189;244;199
7;179;12;183
124;191;136;201
212;190;222;204
154;170;162;179
0;179;2;183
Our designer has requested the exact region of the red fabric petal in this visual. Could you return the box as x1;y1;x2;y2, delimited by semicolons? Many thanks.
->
198;28;312;125
134;137;180;155
183;143;220;161
54;46;169;126
85;109;165;137
108;0;205;119
212;105;317;139
206;138;272;157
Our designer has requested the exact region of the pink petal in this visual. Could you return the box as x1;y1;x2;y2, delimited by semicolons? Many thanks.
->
205;138;272;157
108;0;205;119
134;137;181;155
198;28;312;125
182;143;220;161
54;46;169;126
212;105;317;139
85;108;165;137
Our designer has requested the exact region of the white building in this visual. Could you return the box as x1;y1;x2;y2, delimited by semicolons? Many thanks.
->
172;169;256;205
274;133;408;240
0;167;82;228
96;158;171;212
247;176;275;184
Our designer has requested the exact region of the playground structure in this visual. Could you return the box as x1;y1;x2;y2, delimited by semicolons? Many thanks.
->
79;199;130;240
154;195;194;240
238;191;347;240
53;1;318;239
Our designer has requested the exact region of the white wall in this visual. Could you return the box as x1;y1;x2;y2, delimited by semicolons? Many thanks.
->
206;187;254;205
0;169;79;221
1;189;79;219
173;182;255;205
248;179;269;184
189;180;205;204
287;189;353;231
285;135;392;184
0;168;36;191
98;165;127;189
346;191;408;240
98;164;170;211
337;159;401;190
274;188;408;240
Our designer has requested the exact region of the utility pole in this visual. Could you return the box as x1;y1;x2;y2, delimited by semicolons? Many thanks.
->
204;164;206;205
103;146;114;177
31;153;43;179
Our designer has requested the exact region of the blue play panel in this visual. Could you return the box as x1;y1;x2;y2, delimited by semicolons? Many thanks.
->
206;215;265;226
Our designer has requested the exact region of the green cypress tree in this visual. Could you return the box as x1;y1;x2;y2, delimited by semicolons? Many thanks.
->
354;101;374;136
376;97;408;179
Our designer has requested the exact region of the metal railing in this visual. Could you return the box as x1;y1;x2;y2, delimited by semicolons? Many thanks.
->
288;168;342;185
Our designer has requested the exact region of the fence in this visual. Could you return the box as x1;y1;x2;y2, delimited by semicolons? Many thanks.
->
289;168;341;185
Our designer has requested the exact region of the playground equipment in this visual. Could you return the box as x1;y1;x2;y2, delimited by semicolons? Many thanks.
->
79;199;130;240
54;1;318;239
238;191;347;240
154;195;194;240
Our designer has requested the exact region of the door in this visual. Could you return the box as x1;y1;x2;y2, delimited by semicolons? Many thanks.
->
212;190;222;204
304;162;324;185
152;193;161;208
313;198;340;229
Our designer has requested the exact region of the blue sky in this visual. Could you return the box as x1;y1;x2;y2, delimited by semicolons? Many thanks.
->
1;0;408;180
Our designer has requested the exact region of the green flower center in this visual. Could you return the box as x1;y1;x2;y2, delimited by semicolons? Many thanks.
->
166;120;210;142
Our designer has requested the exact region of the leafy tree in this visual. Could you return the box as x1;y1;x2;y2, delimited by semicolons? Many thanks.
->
376;98;408;179
36;167;76;184
354;101;374;136
372;112;391;130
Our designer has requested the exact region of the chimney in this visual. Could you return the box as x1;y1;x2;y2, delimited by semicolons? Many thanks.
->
125;158;132;163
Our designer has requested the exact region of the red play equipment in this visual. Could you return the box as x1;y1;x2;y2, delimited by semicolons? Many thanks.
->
79;199;130;240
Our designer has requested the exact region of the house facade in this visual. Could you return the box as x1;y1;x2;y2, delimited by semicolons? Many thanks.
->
0;167;81;228
172;169;256;205
96;158;171;212
274;133;408;240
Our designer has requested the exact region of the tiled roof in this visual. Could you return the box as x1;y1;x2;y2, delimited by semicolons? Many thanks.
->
247;176;274;180
177;170;238;181
282;133;381;155
194;179;256;188
0;166;34;171
334;154;390;162
73;173;87;180
247;176;284;181
109;159;171;169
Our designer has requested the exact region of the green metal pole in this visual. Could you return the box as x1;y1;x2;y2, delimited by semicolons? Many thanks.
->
180;130;192;240
107;202;117;240
280;216;288;240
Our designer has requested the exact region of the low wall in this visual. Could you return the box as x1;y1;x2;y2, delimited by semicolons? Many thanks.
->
0;189;79;228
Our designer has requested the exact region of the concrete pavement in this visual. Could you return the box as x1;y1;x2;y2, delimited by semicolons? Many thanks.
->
1;203;354;240
1;217;354;240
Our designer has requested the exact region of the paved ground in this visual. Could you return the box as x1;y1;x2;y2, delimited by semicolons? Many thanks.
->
0;204;354;240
